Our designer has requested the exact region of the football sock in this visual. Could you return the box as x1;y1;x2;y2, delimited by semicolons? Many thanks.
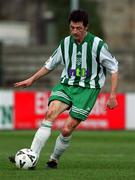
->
50;133;72;161
30;120;52;157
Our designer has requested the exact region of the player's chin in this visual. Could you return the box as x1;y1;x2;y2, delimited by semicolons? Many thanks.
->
72;35;79;40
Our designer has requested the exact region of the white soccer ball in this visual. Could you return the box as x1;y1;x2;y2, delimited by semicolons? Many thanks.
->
15;148;38;169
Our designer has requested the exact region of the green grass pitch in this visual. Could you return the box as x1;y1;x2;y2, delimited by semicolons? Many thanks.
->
1;130;135;180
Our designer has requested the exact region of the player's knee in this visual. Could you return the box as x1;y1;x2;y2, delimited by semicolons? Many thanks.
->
61;127;71;137
45;108;58;120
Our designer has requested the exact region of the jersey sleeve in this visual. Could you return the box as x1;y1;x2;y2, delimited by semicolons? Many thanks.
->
100;44;118;73
44;44;63;70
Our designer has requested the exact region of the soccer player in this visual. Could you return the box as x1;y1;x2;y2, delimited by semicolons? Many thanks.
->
9;9;118;169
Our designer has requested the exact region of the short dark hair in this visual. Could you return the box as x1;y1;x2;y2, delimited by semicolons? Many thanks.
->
68;9;88;27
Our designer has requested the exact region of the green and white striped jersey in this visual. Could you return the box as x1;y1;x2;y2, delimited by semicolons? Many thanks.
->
44;32;118;88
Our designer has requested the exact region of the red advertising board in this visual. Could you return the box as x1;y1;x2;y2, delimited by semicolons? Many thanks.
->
53;93;125;130
14;91;50;129
14;91;125;130
77;93;125;130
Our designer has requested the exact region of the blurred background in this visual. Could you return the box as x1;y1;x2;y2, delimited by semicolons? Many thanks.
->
0;0;135;130
1;2;135;177
0;0;134;91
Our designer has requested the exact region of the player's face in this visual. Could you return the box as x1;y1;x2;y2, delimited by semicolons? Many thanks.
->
70;21;88;43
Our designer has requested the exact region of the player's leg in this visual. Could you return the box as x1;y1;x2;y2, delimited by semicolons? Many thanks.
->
46;87;101;168
48;87;101;163
9;100;70;165
46;116;81;168
30;100;70;157
30;83;72;158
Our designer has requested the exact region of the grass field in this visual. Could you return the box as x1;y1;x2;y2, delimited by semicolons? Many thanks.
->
1;130;135;180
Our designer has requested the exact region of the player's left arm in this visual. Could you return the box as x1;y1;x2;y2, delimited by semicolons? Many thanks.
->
106;71;118;109
100;43;119;109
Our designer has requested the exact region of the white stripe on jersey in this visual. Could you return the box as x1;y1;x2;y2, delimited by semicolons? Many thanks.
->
98;65;106;87
90;37;101;88
61;36;70;82
79;42;87;87
68;43;77;85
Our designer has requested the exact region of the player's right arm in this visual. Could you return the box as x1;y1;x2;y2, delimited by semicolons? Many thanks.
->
14;43;63;88
14;67;50;88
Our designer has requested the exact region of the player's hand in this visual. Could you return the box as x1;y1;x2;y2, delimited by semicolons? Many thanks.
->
106;94;118;110
14;78;33;88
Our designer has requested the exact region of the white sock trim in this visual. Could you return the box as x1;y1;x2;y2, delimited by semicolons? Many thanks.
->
41;120;52;128
60;134;72;142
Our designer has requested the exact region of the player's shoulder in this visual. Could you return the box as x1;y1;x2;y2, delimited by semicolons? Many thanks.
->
59;35;71;45
90;33;104;43
89;33;108;49
63;35;72;42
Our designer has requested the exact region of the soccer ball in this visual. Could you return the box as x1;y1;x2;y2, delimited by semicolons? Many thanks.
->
15;148;38;169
